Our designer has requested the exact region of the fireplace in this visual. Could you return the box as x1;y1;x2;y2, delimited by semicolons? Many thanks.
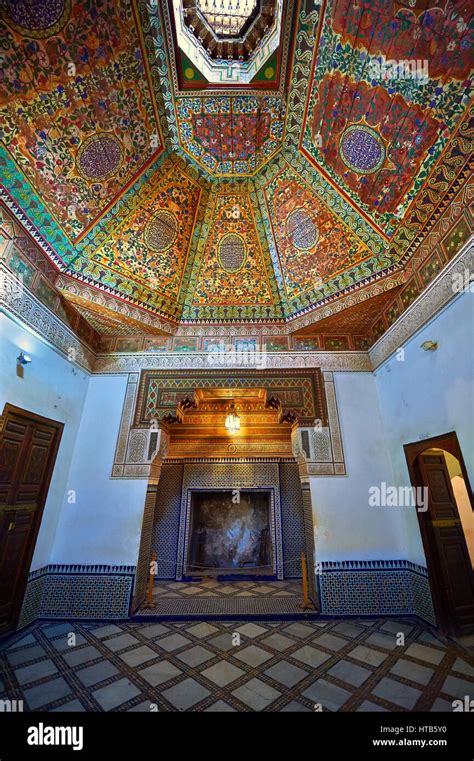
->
186;490;273;575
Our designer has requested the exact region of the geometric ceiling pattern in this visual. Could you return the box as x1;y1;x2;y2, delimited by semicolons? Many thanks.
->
0;0;472;334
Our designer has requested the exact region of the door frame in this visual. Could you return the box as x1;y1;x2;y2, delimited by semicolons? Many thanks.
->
0;403;63;631
404;431;474;632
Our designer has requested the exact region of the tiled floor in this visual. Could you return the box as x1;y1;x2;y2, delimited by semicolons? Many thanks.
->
0;617;472;712
136;579;310;616
148;580;304;598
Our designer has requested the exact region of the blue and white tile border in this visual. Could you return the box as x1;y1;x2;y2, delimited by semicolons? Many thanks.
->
19;565;136;628
317;560;435;625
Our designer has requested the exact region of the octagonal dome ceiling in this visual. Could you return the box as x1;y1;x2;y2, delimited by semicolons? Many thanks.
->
176;0;283;79
0;0;472;337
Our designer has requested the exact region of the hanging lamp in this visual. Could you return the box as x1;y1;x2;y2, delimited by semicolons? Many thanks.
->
224;401;240;434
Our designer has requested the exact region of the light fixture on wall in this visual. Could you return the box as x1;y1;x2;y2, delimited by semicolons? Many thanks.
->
17;352;32;366
421;340;438;352
225;401;240;434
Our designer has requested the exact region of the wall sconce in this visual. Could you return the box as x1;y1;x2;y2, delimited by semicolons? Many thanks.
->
17;352;32;366
421;341;438;352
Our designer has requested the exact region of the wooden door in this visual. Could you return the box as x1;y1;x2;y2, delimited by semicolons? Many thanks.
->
0;405;63;633
417;453;474;635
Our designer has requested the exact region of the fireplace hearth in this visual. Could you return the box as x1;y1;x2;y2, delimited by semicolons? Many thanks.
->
186;490;272;575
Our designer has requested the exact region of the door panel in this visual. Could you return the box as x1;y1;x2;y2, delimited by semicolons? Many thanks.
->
0;509;35;626
418;453;474;635
0;405;62;633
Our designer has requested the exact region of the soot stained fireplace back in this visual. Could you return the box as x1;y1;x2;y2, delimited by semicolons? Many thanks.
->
186;490;272;577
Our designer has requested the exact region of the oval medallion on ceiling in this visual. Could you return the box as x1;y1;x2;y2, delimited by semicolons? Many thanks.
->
3;0;71;38
76;133;123;182
339;125;386;175
144;210;178;253
286;208;319;251
218;233;247;273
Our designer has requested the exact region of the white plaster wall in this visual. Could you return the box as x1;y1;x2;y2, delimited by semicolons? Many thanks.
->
374;292;474;565
5;291;470;577
0;313;90;570
51;374;148;567
310;372;408;563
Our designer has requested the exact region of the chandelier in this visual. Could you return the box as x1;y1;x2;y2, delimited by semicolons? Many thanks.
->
196;0;258;39
224;401;240;434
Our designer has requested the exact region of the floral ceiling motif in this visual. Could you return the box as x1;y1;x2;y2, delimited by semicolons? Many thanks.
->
189;191;279;316
332;0;472;82
300;0;472;238
0;0;472;330
0;0;164;242
91;161;201;301
308;73;440;217
263;166;373;302
176;95;285;175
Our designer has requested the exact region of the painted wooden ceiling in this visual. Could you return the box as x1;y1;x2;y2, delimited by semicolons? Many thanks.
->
0;0;472;332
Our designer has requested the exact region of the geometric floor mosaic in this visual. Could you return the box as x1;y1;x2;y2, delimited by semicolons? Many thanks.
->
1;617;473;712
136;579;313;617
